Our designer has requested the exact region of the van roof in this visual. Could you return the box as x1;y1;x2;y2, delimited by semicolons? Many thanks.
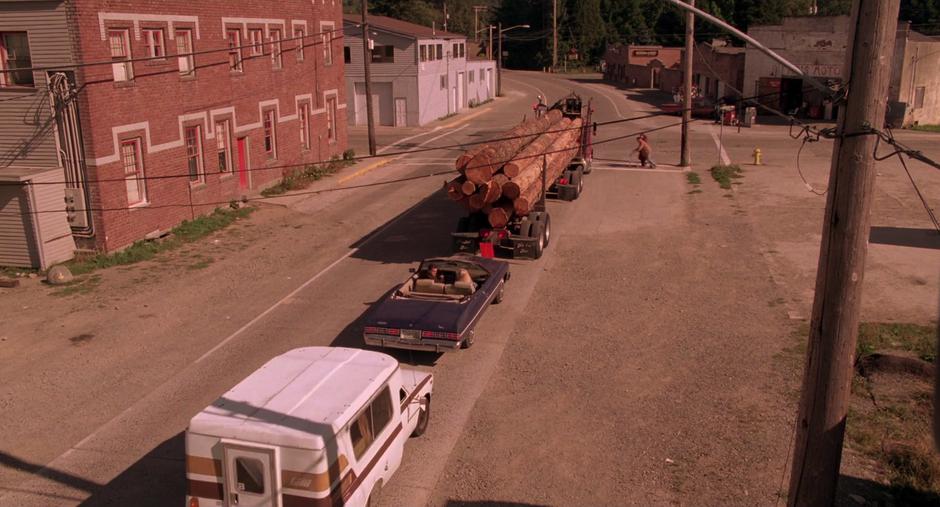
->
187;347;398;450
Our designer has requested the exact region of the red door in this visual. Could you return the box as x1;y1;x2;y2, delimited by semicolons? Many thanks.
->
237;137;249;189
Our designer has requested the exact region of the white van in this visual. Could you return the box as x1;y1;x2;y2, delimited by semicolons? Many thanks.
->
184;347;433;507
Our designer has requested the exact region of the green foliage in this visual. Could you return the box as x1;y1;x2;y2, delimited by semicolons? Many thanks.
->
260;159;354;197
65;207;254;275
856;322;937;363
709;164;743;189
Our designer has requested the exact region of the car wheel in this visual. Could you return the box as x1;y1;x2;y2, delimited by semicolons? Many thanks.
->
411;395;430;437
533;223;545;259
542;215;551;247
493;282;505;304
461;330;475;349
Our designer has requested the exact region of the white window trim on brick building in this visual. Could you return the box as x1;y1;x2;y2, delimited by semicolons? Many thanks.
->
326;95;338;143
121;138;147;206
227;28;243;72
109;29;134;81
142;28;165;59
294;28;306;62
176;28;194;76
320;21;334;66
185;125;205;185
263;110;277;157
249;28;264;56
270;28;283;69
299;102;310;150
215;119;233;174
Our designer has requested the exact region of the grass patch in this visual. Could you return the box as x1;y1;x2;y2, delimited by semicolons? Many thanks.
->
910;124;940;133
64;206;254;276
187;258;214;270
710;164;743;189
260;158;353;197
857;322;937;363
687;189;702;195
685;171;701;185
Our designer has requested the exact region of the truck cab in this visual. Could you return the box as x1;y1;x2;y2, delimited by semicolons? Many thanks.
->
185;347;433;507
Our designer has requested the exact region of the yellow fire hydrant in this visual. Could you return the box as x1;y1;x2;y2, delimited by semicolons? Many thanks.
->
753;147;762;165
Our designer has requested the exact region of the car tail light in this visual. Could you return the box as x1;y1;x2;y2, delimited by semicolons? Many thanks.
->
480;229;492;239
558;177;569;185
420;330;461;341
365;327;400;336
497;229;509;240
189;498;200;507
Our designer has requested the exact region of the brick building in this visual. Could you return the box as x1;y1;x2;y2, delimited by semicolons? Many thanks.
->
0;0;347;260
602;44;682;88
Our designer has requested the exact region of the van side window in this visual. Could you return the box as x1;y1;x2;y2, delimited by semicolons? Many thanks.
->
235;457;265;494
350;387;394;460
399;388;407;403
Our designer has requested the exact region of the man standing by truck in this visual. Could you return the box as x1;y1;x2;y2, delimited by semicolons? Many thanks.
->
633;134;656;168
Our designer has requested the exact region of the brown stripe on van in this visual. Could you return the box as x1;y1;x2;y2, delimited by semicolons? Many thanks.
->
400;374;432;410
187;479;223;500
185;455;222;477
282;455;350;492
343;423;403;503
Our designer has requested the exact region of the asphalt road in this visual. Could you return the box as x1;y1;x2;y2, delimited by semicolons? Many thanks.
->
0;71;680;507
4;70;934;507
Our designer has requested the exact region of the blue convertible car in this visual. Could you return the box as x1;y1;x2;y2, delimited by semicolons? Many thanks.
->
363;254;510;352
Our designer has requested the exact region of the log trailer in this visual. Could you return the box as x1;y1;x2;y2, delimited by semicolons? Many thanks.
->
452;93;594;259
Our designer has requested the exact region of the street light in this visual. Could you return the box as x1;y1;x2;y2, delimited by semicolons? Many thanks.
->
497;24;529;97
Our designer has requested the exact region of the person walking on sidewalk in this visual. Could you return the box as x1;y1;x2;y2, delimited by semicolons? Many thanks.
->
633;134;656;168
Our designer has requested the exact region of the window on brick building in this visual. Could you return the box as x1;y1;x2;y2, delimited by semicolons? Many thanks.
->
459;43;465;58
270;28;283;69
452;43;458;59
263;110;277;157
109;29;133;82
321;23;334;65
326;97;337;142
185;125;205;184
175;29;194;76
249;29;264;57
419;44;427;63
436;44;443;60
121;139;147;205
0;32;33;87
142;28;165;59
299;103;310;150
227;29;243;72
344;46;351;64
295;27;305;62
215;120;232;173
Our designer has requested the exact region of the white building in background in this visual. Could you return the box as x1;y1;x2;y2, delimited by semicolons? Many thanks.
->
343;13;495;127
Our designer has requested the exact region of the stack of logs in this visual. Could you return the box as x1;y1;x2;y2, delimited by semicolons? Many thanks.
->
446;109;582;228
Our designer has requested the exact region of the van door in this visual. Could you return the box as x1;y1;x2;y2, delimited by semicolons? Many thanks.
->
222;443;279;507
345;386;401;503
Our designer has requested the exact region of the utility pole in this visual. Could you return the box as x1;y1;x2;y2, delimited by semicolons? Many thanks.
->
680;0;694;168
787;1;901;505
443;1;448;33
473;6;485;42
361;0;376;156
552;0;558;70
497;22;502;96
488;25;493;60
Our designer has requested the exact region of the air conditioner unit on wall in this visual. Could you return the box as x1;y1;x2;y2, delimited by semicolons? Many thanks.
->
0;167;76;269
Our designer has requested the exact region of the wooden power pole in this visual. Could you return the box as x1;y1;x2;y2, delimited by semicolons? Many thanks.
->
361;0;376;156
787;0;901;505
680;0;694;168
552;0;558;70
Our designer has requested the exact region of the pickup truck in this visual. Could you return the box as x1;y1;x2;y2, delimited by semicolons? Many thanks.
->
185;347;433;507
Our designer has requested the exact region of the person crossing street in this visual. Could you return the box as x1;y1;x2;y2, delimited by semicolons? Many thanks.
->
633;134;656;168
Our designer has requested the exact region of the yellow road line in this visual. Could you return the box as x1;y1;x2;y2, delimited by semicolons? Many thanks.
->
336;158;394;185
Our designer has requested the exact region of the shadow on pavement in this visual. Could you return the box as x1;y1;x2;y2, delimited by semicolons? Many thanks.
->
870;226;940;250
77;433;184;507
445;501;550;507
837;474;940;507
329;286;444;368
0;450;101;501
349;188;463;265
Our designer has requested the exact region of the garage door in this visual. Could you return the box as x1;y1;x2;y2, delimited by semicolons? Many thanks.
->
354;82;394;126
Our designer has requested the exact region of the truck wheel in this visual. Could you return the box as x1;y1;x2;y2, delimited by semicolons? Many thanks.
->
461;330;475;349
492;282;505;304
583;160;592;175
542;215;552;247
570;170;583;198
533;223;545;259
456;216;469;233
411;395;430;437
